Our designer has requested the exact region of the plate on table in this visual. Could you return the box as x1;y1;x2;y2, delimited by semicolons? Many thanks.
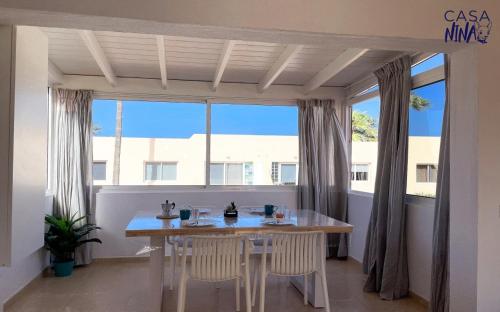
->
184;219;216;227
262;219;294;226
198;208;211;215
156;214;179;219
246;207;265;215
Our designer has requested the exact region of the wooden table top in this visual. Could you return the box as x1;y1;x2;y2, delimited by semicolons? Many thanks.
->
125;209;353;237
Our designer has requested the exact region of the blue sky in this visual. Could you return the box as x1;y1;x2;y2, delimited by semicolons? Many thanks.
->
92;54;444;138
92;101;298;138
353;53;445;137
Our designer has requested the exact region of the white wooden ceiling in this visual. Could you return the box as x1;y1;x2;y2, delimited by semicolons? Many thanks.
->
43;27;402;89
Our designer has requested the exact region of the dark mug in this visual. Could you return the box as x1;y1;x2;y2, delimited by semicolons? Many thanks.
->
179;209;191;220
264;204;276;217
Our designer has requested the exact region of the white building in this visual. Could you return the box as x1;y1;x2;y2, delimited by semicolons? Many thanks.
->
94;135;440;196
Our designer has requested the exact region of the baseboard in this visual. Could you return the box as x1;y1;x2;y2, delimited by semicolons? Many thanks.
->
409;290;429;308
347;256;429;307
3;267;50;310
94;255;175;263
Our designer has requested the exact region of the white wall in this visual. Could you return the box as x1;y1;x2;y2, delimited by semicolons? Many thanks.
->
348;192;434;301
94;188;297;258
0;26;49;311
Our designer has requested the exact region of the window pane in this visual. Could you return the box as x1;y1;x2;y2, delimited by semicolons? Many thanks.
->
271;162;279;184
226;163;243;185
407;80;445;197
210;163;224;185
92;101;206;185
351;97;380;192
161;163;177;181
244;162;254;185
93;162;107;181
210;103;299;185
416;164;428;182
145;162;161;181
411;53;444;76
280;164;297;185
92;100;116;186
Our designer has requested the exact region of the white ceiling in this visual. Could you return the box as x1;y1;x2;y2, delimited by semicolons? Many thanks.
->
43;27;402;88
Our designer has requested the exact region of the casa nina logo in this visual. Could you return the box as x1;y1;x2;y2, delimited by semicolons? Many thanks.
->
444;10;492;44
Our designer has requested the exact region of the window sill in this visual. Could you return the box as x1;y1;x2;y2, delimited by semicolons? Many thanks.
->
95;185;298;194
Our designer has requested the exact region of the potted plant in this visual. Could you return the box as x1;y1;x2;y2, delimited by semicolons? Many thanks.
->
224;201;238;218
44;213;102;277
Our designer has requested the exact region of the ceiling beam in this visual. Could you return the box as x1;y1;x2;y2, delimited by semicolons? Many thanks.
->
258;44;303;93
156;35;168;89
48;60;65;85
303;48;368;93
212;40;236;91
79;30;117;87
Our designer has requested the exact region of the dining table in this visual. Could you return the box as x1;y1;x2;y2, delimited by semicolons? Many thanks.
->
125;208;353;312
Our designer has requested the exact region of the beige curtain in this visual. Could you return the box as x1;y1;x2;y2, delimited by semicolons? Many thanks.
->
297;99;349;258
362;56;411;299
50;88;94;265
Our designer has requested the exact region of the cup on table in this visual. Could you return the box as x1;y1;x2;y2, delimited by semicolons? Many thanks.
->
274;205;288;223
264;204;276;217
179;207;191;220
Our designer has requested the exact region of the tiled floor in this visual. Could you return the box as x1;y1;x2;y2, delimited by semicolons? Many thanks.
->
6;258;426;312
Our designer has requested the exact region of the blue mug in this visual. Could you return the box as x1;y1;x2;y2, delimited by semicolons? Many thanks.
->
179;209;191;220
264;204;276;217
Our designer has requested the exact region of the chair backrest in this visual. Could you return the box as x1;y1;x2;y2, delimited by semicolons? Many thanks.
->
188;235;245;281
268;231;322;276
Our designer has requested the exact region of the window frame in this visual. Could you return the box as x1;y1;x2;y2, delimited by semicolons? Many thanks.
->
346;52;445;199
91;98;299;189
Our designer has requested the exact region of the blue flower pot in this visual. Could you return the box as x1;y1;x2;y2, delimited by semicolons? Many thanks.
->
53;260;74;277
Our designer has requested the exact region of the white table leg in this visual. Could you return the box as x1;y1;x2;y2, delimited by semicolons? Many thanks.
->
150;236;165;312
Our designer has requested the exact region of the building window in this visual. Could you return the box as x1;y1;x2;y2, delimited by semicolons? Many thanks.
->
280;164;297;185
351;164;369;181
144;162;177;181
271;162;279;184
209;162;253;185
416;164;438;183
92;161;107;181
406;80;445;197
350;97;380;193
209;163;224;185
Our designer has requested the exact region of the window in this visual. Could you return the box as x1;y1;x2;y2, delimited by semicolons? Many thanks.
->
210;103;298;186
270;162;298;185
271;162;279;183
280;164;297;185
416;164;437;183
411;53;444;76
92;161;107;181
209;162;253;185
350;96;380;193
351;164;369;181
406;80;445;197
209;163;224;185
91;100;298;187
144;162;177;181
92;100;206;185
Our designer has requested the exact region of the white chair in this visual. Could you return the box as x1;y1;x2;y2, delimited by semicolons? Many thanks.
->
177;235;252;312
168;205;215;290
255;231;330;312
